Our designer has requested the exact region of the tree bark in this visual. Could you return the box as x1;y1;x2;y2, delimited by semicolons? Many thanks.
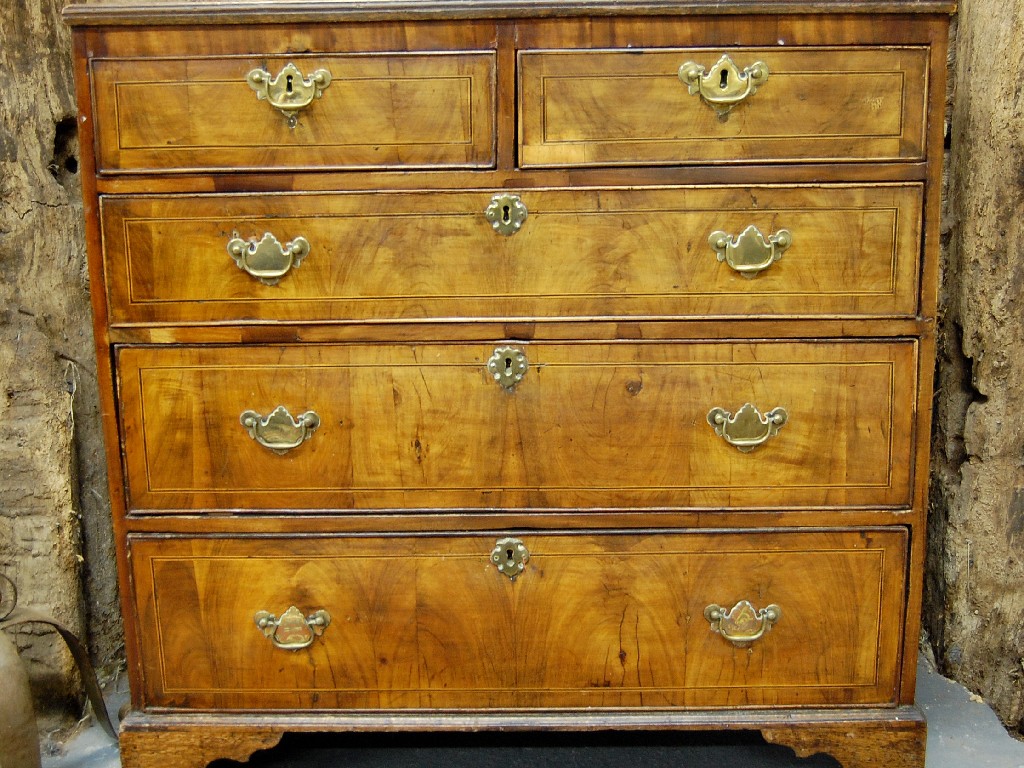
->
0;0;117;723
929;0;1024;734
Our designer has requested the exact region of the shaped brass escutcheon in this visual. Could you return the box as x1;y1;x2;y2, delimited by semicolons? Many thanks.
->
227;232;310;286
707;403;788;452
678;55;769;115
491;537;530;581
705;600;781;648
487;346;528;391
240;405;321;455
246;62;332;126
484;193;528;236
709;225;792;278
254;606;331;651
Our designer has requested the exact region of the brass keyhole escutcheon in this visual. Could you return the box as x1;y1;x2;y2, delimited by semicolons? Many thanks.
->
678;55;769;115
485;193;528;236
491;537;530;581
487;346;528;391
246;62;332;127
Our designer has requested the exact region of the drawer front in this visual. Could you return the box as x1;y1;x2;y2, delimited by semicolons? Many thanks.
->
91;53;496;172
519;47;929;167
130;529;907;710
101;185;922;324
117;341;917;512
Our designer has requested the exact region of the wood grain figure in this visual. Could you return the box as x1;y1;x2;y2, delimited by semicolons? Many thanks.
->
65;1;952;766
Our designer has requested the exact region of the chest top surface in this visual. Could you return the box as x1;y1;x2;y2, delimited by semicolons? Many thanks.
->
62;0;956;25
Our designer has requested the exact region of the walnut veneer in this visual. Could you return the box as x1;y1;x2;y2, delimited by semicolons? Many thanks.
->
64;1;952;766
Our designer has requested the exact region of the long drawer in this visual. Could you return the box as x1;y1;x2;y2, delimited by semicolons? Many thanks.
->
90;52;496;173
519;47;929;167
100;185;923;324
117;341;917;512
130;529;908;710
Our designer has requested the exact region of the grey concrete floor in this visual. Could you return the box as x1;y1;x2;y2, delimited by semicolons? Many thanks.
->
41;658;1024;768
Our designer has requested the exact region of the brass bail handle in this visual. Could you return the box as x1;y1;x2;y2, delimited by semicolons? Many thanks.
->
247;62;332;126
707;403;788;452
240;405;321;454
255;606;331;651
227;232;310;286
705;600;781;648
678;54;769;115
709;225;792;278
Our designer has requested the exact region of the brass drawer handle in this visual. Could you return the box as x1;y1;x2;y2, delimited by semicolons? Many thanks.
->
705;600;781;648
484;193;528;236
678;55;769;115
255;606;331;651
709;225;792;278
707;403;788;452
491;537;530;581
240;405;321;455
246;62;332;127
487;346;528;391
227;232;310;286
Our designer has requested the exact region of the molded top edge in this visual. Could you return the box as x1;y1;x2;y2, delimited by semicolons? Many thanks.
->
62;0;957;26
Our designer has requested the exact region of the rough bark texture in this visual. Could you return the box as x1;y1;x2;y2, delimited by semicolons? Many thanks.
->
927;0;1024;735
0;0;119;724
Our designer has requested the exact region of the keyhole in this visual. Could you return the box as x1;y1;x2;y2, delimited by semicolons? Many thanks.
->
720;69;729;89
505;357;513;371
286;74;294;93
506;548;515;561
502;205;511;223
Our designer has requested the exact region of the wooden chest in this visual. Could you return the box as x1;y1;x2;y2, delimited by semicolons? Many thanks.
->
63;1;952;766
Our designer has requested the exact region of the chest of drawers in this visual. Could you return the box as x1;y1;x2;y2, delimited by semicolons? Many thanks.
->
64;2;952;767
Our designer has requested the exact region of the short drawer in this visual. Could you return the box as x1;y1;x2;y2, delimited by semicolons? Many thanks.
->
519;47;929;167
100;184;923;324
130;529;908;710
117;341;917;512
91;52;496;173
